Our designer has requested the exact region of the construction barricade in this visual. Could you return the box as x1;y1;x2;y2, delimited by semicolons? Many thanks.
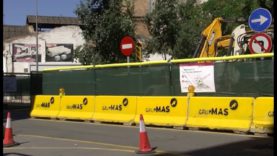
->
251;97;274;134
93;96;137;124
30;95;61;119
57;96;95;121
134;96;188;127
186;97;254;132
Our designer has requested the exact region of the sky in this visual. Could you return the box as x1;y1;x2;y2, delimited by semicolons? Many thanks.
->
4;0;82;25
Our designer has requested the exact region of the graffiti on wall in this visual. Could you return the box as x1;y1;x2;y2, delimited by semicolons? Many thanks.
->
12;43;41;62
46;44;73;62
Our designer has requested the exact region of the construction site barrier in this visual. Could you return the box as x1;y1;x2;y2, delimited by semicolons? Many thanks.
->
93;96;137;124
134;96;188;126
186;97;254;132
57;96;95;120
30;95;61;118
251;97;274;134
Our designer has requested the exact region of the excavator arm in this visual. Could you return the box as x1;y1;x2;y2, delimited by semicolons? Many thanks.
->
193;17;224;58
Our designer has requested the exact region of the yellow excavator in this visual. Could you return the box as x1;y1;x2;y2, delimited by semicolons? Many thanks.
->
193;17;274;58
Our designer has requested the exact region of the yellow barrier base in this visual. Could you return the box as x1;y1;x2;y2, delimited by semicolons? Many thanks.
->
251;124;273;134
187;118;251;132
57;96;95;121
30;110;60;119
93;96;137;124
30;95;61;119
134;115;186;126
57;112;93;121
251;97;274;134
93;114;135;124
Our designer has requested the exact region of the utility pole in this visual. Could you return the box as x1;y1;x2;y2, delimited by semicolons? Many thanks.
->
36;0;39;72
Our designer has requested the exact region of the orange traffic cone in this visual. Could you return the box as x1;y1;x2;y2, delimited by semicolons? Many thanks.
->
3;112;18;147
135;114;157;154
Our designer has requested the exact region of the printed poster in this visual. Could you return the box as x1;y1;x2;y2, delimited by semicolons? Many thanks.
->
179;63;215;93
46;44;73;62
12;43;42;62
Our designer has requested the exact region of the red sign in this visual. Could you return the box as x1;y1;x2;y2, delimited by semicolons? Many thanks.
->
248;33;272;54
120;36;135;56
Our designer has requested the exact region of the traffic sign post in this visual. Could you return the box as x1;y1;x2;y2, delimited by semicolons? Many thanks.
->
248;33;272;54
120;36;135;63
248;8;272;32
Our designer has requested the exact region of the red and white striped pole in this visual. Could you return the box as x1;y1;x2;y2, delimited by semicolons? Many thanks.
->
135;114;157;154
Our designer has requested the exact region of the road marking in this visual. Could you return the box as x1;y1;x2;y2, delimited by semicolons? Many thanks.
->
29;118;270;138
17;134;136;149
4;146;135;153
14;134;165;153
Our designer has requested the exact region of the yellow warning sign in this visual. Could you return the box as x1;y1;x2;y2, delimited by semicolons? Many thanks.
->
251;97;274;134
57;96;95;120
134;96;188;126
186;97;254;132
30;95;61;118
93;96;137;124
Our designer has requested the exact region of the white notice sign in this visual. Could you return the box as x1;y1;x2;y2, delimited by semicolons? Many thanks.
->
179;63;215;93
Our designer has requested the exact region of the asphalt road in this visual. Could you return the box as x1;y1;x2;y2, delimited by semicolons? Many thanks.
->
3;109;274;156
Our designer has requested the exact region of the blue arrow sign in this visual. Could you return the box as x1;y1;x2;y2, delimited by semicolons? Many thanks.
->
248;8;272;32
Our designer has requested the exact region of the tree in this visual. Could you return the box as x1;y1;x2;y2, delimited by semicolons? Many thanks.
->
174;0;211;58
145;0;180;60
75;0;135;65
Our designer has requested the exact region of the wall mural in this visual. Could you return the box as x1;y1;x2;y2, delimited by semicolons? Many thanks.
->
12;43;41;62
46;43;73;62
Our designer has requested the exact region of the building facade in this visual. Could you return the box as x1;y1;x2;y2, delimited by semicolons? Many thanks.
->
3;16;85;73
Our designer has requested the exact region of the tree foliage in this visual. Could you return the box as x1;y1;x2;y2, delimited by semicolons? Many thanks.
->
145;0;179;59
145;0;273;59
173;0;211;58
75;0;135;65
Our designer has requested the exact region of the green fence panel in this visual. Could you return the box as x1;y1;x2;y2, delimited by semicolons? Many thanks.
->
43;69;95;95
171;63;184;96
41;59;273;97
30;72;43;96
140;64;172;96
95;67;141;95
213;59;273;96
4;74;31;96
171;59;273;96
17;76;30;96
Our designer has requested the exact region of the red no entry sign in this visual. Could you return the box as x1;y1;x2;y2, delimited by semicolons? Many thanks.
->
248;33;272;54
120;36;135;56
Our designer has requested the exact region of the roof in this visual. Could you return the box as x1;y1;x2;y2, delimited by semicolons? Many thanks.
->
4;15;83;40
26;15;82;28
3;25;31;40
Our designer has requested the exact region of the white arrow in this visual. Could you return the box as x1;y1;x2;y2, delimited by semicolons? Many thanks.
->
251;15;268;25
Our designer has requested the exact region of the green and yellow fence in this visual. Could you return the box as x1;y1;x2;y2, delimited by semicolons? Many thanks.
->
30;53;274;135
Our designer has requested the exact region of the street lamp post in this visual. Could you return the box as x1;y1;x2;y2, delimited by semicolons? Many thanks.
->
36;0;39;72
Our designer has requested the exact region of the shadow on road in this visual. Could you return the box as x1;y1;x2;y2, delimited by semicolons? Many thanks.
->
154;137;273;156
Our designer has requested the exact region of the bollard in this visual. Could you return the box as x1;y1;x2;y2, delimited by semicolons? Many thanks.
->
59;88;65;97
187;85;195;97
